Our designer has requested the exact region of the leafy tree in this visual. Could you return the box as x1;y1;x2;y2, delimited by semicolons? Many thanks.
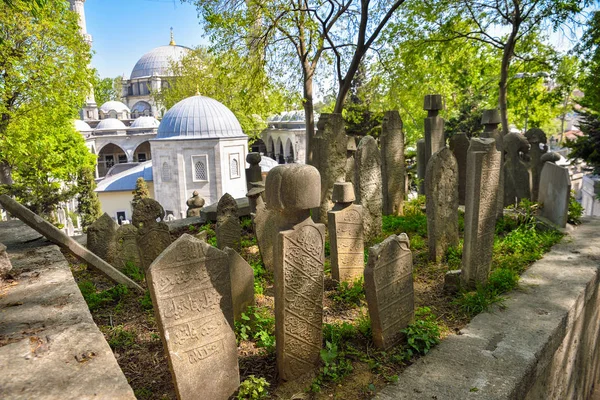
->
77;166;101;232
343;63;383;138
93;73;119;106
131;178;150;211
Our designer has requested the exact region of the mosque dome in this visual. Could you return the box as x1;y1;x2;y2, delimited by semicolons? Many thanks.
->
156;95;245;140
130;116;160;129
99;100;130;114
130;44;190;79
74;119;92;132
96;118;127;131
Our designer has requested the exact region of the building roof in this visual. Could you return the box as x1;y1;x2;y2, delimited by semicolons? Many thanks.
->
74;119;92;132
130;44;190;79
130;116;160;129
99;100;130;114
156;95;246;140
95;118;127;131
95;161;153;193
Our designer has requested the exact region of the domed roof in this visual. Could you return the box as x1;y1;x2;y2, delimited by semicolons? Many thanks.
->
130;45;190;79
96;118;127;131
156;95;245;140
74;119;92;132
131;116;160;129
99;100;130;114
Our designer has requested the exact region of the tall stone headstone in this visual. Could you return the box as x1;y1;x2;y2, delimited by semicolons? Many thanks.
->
345;136;357;186
253;195;284;273
132;198;172;271
186;191;205;217
524;128;548;201
86;213;118;265
423;94;446;169
461;138;502;289
216;193;241;251
364;234;414;350
425;148;459;262
267;164;325;381
328;182;364;282
416;139;426;195
355;135;383;242
246;152;263;213
538;162;571;228
503;132;531;206
224;248;255;321
113;224;141;271
449;133;470;205
147;234;240;400
381;110;406;216
481;109;504;217
247;181;265;215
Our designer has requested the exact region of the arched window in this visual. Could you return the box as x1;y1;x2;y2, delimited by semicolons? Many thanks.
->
230;158;239;178
195;161;207;181
161;162;171;182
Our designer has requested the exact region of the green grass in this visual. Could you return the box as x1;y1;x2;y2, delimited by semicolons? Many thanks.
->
235;306;275;352
78;281;129;311
402;307;441;356
331;277;365;307
122;261;144;282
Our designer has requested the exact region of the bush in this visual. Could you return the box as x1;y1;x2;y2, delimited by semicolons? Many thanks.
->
331;277;365;307
235;306;275;352
237;375;270;399
402;307;441;356
568;191;584;225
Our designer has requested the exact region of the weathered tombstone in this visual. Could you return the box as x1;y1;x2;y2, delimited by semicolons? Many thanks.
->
327;182;364;282
364;234;414;350
538;162;571;228
246;153;263;213
253;195;284;273
132;198;171;271
541;151;561;165
247;181;265;215
461;138;502;288
86;213;118;265
425;148;459;262
481;109;504;217
416;139;426;195
113;224;141;271
449;133;470;205
267;164;325;381
355;135;383;242
345;136;357;186
0;242;12;279
186;191;205;217
224;248;255;321
525;128;548;201
147;234;240;400
423;94;446;169
216;193;241;251
195;230;208;242
503;132;531;206
381;110;406;216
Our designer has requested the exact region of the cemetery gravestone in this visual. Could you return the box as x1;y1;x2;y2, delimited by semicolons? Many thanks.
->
381;110;406;216
132;198;171;271
186;191;205;217
538;162;571;228
364;234;414;350
345;136;357;185
216;193;241;251
541;151;561;165
425;148;459;262
253;195;284;273
113;224;141;271
481;109;504;217
328;182;364;282
355;135;383;242
416;139;426;195
86;213;118;265
423;94;446;169
525;128;548;201
246;153;263;213
0;242;12;279
147;234;239;400
224;248;255;321
503;132;531;206
449;133;469;205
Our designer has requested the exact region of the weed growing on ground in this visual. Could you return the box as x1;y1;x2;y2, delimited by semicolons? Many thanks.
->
568;191;584;225
122;261;144;282
240;217;253;231
323;321;357;344
78;281;129;311
139;291;153;311
402;307;441;356
200;223;218;246
356;311;372;339
311;340;354;392
331;277;365;307
105;325;136;350
235;306;275;352
237;375;270;399
249;259;268;295
446;243;462;270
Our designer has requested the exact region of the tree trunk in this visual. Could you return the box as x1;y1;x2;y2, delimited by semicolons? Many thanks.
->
303;70;315;165
498;19;520;135
0;160;13;185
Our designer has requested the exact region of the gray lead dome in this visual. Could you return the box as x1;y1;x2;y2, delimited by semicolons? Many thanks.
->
130;45;190;79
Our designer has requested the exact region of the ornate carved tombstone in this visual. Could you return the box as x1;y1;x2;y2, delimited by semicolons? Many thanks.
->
449;133;470;205
224;247;255;321
113;224;141;270
381;110;406;216
425;148;459;262
355;135;383;242
328;182;364;282
524;128;548;201
86;213;118;265
503;132;531;206
216;193;241;251
481;109;504;217
538;162;571;228
423;94;446;169
364;234;414;350
186;191;205;218
132;198;171;271
147;234;240;400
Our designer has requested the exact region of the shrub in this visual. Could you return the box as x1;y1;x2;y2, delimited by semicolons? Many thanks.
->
122;261;144;282
402;307;440;356
331;277;365;307
235;306;275;352
568;191;584;225
237;375;270;399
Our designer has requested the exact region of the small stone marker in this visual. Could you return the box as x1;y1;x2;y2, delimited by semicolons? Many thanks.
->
86;213;118;265
381;110;406;216
425;148;459;262
449;133;469;205
186;191;205;217
216;193;241;251
538;162;571;228
541;151;561;165
246;153;263;213
0;242;12;279
147;234;240;400
355;135;383;242
328;182;364;282
113;224;141;271
224;248;255;321
416;139;426;195
481;109;504;217
345;136;357;185
132;198;172;271
364;234;414;350
423;94;446;169
461;138;501;288
503;132;531;206
524;128;548;201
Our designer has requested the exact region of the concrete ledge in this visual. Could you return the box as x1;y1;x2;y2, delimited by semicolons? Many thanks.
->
376;217;600;400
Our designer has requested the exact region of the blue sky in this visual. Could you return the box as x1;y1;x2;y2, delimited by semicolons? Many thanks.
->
85;0;207;78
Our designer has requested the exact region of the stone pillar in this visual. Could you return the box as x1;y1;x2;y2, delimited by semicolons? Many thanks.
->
524;128;548;201
224;247;255;322
267;164;325;381
186;191;205;217
503;132;531;207
355;136;383;242
345;136;357;186
416;139;426;195
425;148;459;262
328;182;364;282
86;213;118;266
461;138;501;289
423;94;446;169
449;133;469;205
538;163;571;228
381;110;406;216
364;234;414;350
245;152;263;213
216;193;241;251
481;109;504;218
132;198;172;271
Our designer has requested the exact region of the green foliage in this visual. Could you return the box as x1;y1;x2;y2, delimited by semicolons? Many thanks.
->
92;73;119;106
249;259;267;295
240;217;253;231
122;261;144;283
235;306;275;352
76;167;102;232
402;307;441;356
487;268;520;294
311;341;354;392
455;286;503;316
323;321;358;345
446;243;462;270
568;191;584;225
78;282;129;312
382;213;427;237
356;312;372;339
139;291;153;311
106;325;136;350
331;277;365;307
131;178;150;211
237;375;270;400
200;224;217;247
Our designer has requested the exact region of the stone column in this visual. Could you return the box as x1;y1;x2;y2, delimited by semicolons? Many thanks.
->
425;148;459;262
416;139;426;195
245;152;263;213
480;109;504;218
503;132;531;207
423;94;446;169
355;136;383;242
524;128;548;201
328;182;364;282
449;133;470;205
461;138;501;289
381;110;406;216
345;136;357;186
216;193;241;251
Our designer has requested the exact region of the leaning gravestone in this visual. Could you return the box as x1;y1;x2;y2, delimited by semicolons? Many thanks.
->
224;247;255;321
449;133;470;205
423;94;446;169
355;135;383;242
425;148;459;262
113;224;141;271
216;193;241;251
364;234;414;350
503;132;531;206
86;213;118;265
147;234;240;400
461;138;502;288
416;139;426;195
328;182;364;282
132;198;172;271
381;110;406;216
267;164;325;381
538;162;571;228
481;109;504;217
525;128;548;201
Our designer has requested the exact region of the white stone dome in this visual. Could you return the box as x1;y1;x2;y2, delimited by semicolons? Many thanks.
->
156;95;245;140
99;100;130;114
130;45;190;79
130;116;160;129
96;118;127;131
74;119;92;132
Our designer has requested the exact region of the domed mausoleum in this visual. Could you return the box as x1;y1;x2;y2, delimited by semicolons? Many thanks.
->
151;95;248;218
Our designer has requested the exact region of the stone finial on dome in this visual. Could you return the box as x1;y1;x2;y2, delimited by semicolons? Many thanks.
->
169;27;176;46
